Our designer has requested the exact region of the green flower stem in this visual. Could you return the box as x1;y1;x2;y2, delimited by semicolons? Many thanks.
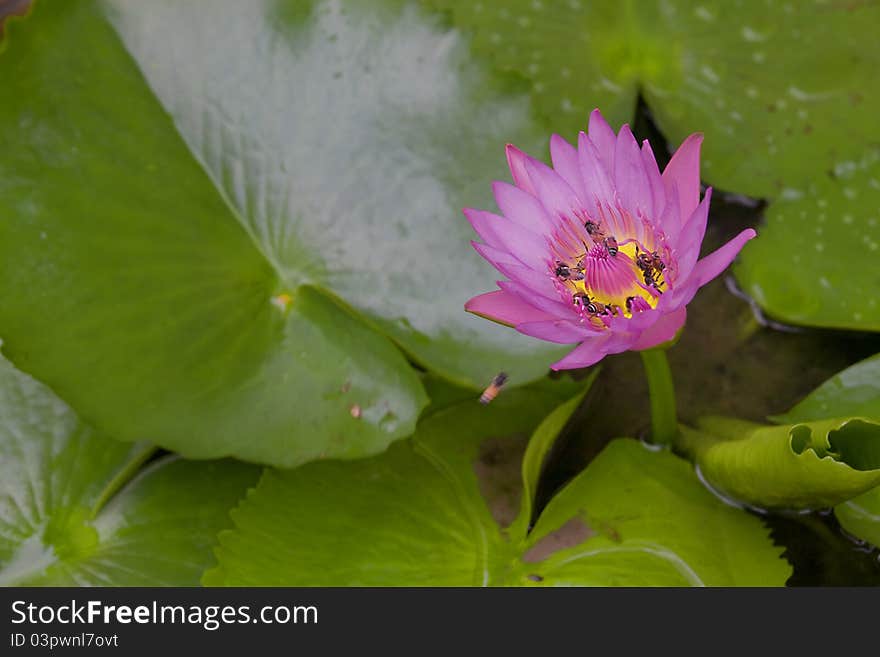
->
640;347;678;446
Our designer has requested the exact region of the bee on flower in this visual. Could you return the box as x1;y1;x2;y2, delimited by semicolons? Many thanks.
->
464;109;756;370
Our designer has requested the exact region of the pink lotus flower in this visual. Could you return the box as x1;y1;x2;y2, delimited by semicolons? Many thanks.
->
465;109;756;370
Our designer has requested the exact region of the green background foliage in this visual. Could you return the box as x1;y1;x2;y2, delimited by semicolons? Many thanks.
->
679;416;880;510
3;0;880;468
1;0;878;587
207;389;789;586
0;353;259;586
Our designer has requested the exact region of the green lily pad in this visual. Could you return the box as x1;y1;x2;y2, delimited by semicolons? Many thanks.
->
206;385;788;586
431;0;880;331
102;0;570;386
835;488;880;548
735;161;880;332
423;0;639;132
774;352;880;424
678;415;880;510
5;0;618;466
774;352;880;546
432;0;879;196
521;439;789;586
0;353;259;586
1;0;567;396
510;377;595;539
204;386;568;586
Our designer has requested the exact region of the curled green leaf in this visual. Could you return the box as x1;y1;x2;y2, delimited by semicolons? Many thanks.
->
678;416;880;510
774;352;880;546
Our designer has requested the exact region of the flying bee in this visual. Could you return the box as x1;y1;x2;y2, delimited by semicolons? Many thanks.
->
480;372;508;405
603;236;619;256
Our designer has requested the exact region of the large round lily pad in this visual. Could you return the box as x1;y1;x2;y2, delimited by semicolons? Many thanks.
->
205;388;789;586
775;352;880;424
735;162;880;331
0;0;592;466
0;353;259;586
431;0;880;197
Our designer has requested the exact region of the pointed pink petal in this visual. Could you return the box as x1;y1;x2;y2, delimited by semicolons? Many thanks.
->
550;331;635;370
632;307;687;350
599;331;641;359
608;306;660;332
691;228;757;287
524;157;582;223
588;108;616;174
550;134;587;201
487;256;559;301
550;338;610;370
672;187;712;283
577;131;615;216
668;278;700;310
492;181;556;234
656;174;681;242
498;279;572;317
615;124;654;218
472;241;520;272
515;319;594;344
464;208;548;271
464;207;503;248
641;139;666;220
662;133;703;222
465;290;556;327
667;229;756;308
506;144;537;195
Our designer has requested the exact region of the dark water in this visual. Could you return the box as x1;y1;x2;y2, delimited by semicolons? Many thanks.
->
536;98;880;585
